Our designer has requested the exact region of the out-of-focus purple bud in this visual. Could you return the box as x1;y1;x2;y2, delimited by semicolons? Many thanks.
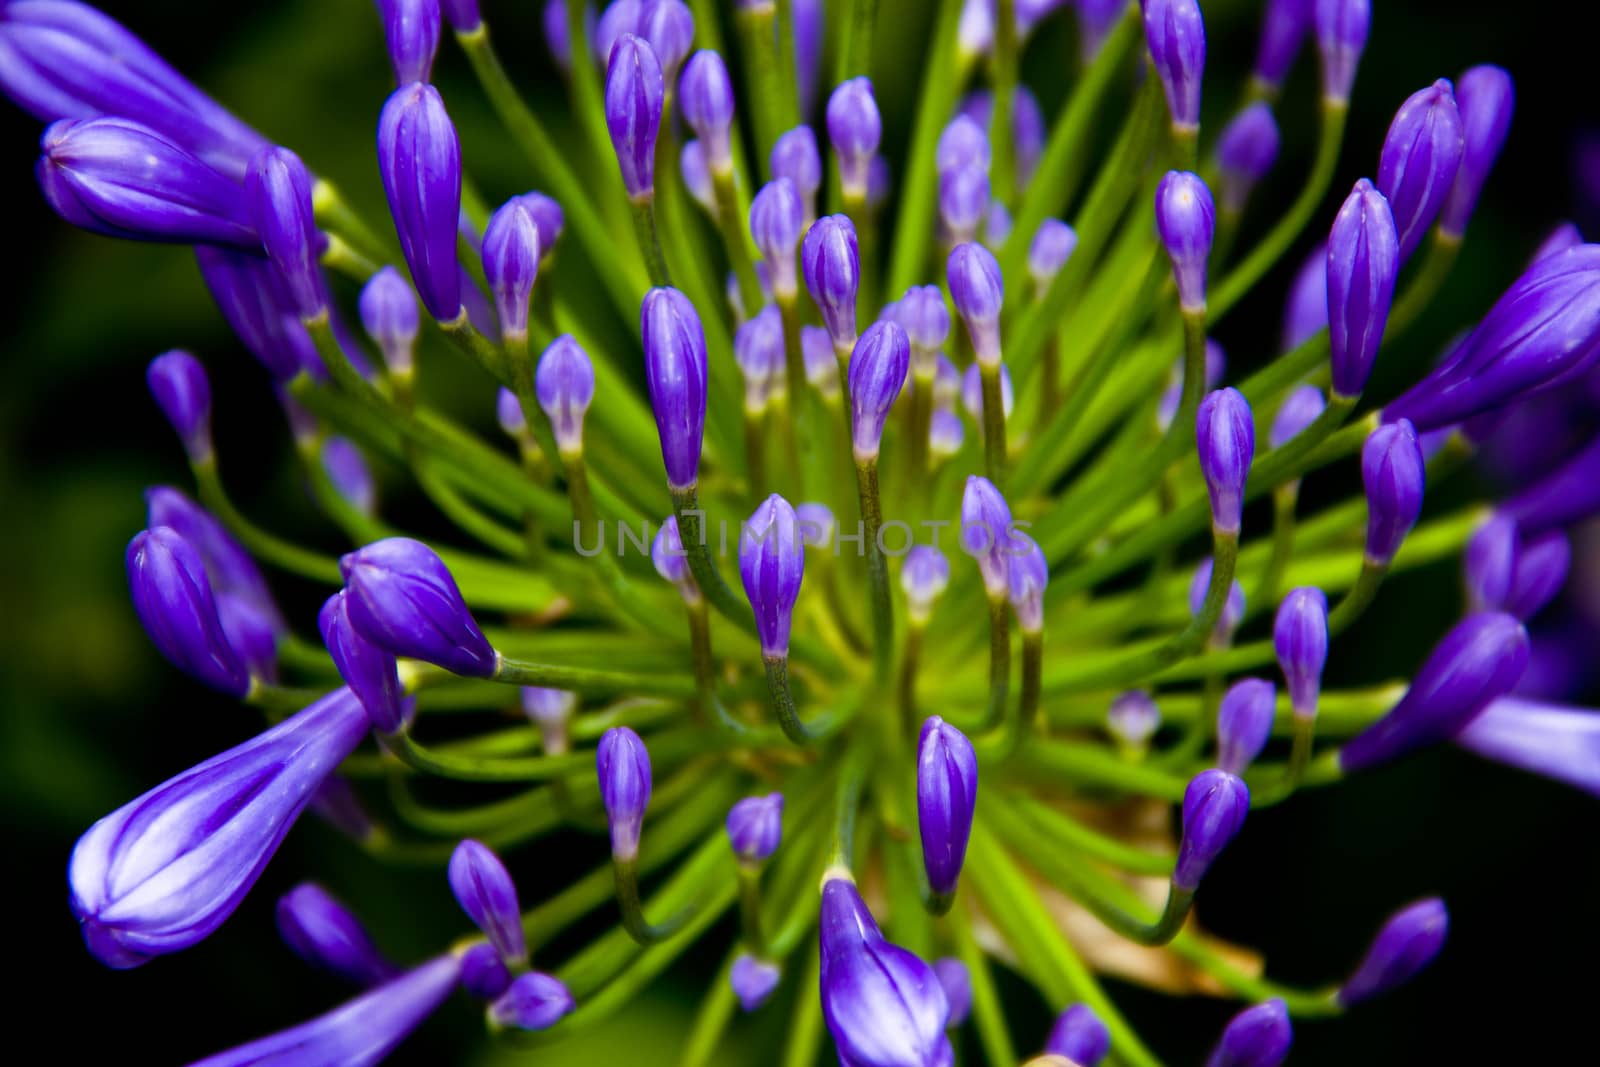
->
1455;697;1600;797
598;725;652;859
651;515;694;592
935;957;972;1027
796;502;835;551
984;199;1013;247
771;126;823;223
440;0;481;32
679;49;735;171
1196;387;1254;535
460;942;512;1000
947;241;1005;363
515;192;564;259
1270;384;1326;448
956;87;1045;184
897;285;952;361
1341;612;1528;772
1337;898;1449;1006
1216;678;1276;775
1028;219;1078;289
1326;179;1399;396
1439;66;1513;238
867;150;891;215
1531;222;1582;265
1217;104;1280;213
605;34;664;198
958;0;994;57
1142;0;1206;132
1253;0;1313;91
939;162;990;245
383;0;440;85
726;793;784;863
902;545;952;625
1191;556;1247;647
128;527;249;697
960;362;1014;424
1156;338;1226;431
38;116;256;247
341;537;496;677
848;321;910;460
145;488;280;630
245;146;324;318
482;198;541;340
827;77;881;199
1006;532;1048;633
933;354;961;408
360;266;420;377
1376;80;1464;262
69;688;370;968
594;0;640;62
819;878;953;1066
1155;170;1215;313
1315;0;1369;104
378;83;462;320
1047;1003;1110;1066
1275;587;1329;717
680;138;715;213
487;971;574;1031
730;953;781;1012
496;387;527;439
961;475;1015;598
535;335;596;454
195;246;317;380
750;178;804;299
319;589;406;734
522;686;576;754
1108;690;1162;747
1207;998;1292;1067
147;350;212;462
740;494;805;657
448;839;526;966
276;883;394;987
1361;419;1425;564
801;324;838;395
1174;769;1250;891
641;287;709;488
308;777;373;843
1282;242;1328;352
929;408;966;461
1505;530;1570;621
216;592;279;686
637;0;694;81
317;441;376;519
1464;514;1519;614
802;215;861;348
937;115;990;177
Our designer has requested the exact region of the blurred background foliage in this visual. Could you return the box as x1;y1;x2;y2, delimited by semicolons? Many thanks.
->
0;0;1595;1063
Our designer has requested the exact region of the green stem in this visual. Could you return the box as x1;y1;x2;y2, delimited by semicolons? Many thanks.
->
983;594;1011;731
853;456;894;685
1254;483;1300;609
885;0;964;296
947;902;1019;1067
763;653;822;744
736;864;768;955
735;6;786;162
978;361;1009;484
1387;230;1462;336
743;410;769;501
989;0;1019;204
837;0;879;82
671;484;759;632
772;0;801;126
191;461;343;584
612;854;692;944
898;622;924;737
630;195;673;287
492;656;696;697
384;730;596;783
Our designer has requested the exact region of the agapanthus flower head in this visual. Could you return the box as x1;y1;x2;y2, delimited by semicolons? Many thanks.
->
605;33;664;198
818;877;952;1067
489;971;575;1031
1174;768;1250;891
1282;241;1329;352
1270;384;1326;448
740;494;805;657
1142;0;1206;132
69;687;370;968
726;793;784;863
319;589;407;734
802;214;861;349
636;0;694;82
1360;418;1425;565
127;526;250;697
939;161;990;245
1253;0;1313;91
731;953;781;1012
1326;178;1400;397
750;178;804;299
1028;218;1077;288
1275;587;1330;717
848;320;910;460
771;125;822;222
340;537;497;677
826;76;881;200
276;882;395;987
382;0;440;85
1439;65;1513;238
1217;103;1281;213
641;286;709;489
1216;678;1277;775
482;196;542;340
678;49;735;169
1108;690;1162;747
934;957;972;1027
917;716;978;897
146;349;212;462
1007;532;1048;634
961;475;1015;598
1338;898;1449;1006
936;114;990;177
947;241;1005;363
536;334;595;454
378;81;463;320
1341;612;1529;772
1155;171;1215;312
1047;1003;1110;1066
448;839;527;966
1376;79;1465;262
1207;998;1292;1067
359;266;421;377
597;725;652;860
1314;0;1370;104
1196;387;1254;535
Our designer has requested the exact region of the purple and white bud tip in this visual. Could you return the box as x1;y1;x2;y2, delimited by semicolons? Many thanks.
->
947;241;1005;364
740;494;805;658
1174;768;1251;891
605;34;665;199
827;76;881;200
1028;219;1078;289
1440;65;1514;239
1108;690;1162;748
536;334;595;455
1217;104;1281;213
731;953;782;1012
1156;171;1215;313
482;197;542;341
378;82;463;322
1269;384;1326;449
1007;532;1048;635
961;475;1015;598
917;716;978;899
802;214;862;350
1196;387;1254;535
128;526;250;697
641;287;710;489
849;321;911;461
902;545;952;626
1377;79;1465;263
726;793;784;864
1216;678;1276;775
1274;587;1329;718
245;145;325;319
1190;555;1247;648
360;266;420;378
597;726;653;860
934;957;972;1027
319;589;407;735
147;350;213;463
1315;0;1370;105
1360;419;1425;565
448;839;527;966
1143;0;1206;133
488;971;575;1031
679;50;736;170
750;178;804;299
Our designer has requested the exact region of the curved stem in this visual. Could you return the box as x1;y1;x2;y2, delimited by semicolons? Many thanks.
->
671;484;758;631
612;854;693;944
492;656;695;697
763;653;822;744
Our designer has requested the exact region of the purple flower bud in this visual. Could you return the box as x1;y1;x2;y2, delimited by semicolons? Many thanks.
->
956;86;1046;185
1385;245;1600;430
341;537;496;677
937;115;990;176
651;515;694;590
245;146;325;318
929;408;966;460
605;34;664;198
802;214;861;348
827;76;881;198
495;387;527;439
1530;221;1582;265
276;883;394;987
679;50;735;169
1108;690;1162;747
383;0;440;85
935;957;972;1027
194;246;318;380
933;354;961;407
1455;697;1600;797
984;198;1013;247
307;776;373;843
1274;587;1329;717
360;266;421;377
947;241;1005;363
1174;769;1250;891
522;686;576;754
1438;66;1513;238
1156;171;1215;312
127;527;250;697
1326;179;1399;396
1376;80;1465;262
1029;219;1078;287
901;545;952;625
319;589;406;733
1207;998;1292;1067
796;503;836;551
1315;0;1369;104
598;725;652;859
1269;385;1326;448
594;0;641;60
1196;387;1254;535
958;0;994;58
482;198;541;340
1142;0;1206;131
145;489;281;631
1338;898;1449;1006
637;0;694;82
1282;242;1329;352
1007;532;1048;633
751;179;804;299
848;321;911;460
731;953;781;1012
440;0;481;30
641;287;710;488
1342;613;1529;772
680;138;715;212
146;350;212;462
378;82;462;320
516;191;565;257
69;688;370;967
1216;678;1277;775
1190;555;1247;647
1217;104;1281;213
1253;0;1313;90
187;953;462;1066
38;116;256;247
460;942;512;999
726;793;784;863
536;334;596;453
448;839;526;966
1505;530;1570;621
1047;1003;1110;1066
1464;514;1519;614
819;878;953;1066
867;154;892;214
894;285;951;360
939;162;990;245
740;494;806;657
1361;419;1425;564
799;325;836;395
961;475;1016;597
771;126;823;222
918;716;978;897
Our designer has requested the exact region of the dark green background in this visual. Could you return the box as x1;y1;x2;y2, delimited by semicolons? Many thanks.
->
1;1;1594;1062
